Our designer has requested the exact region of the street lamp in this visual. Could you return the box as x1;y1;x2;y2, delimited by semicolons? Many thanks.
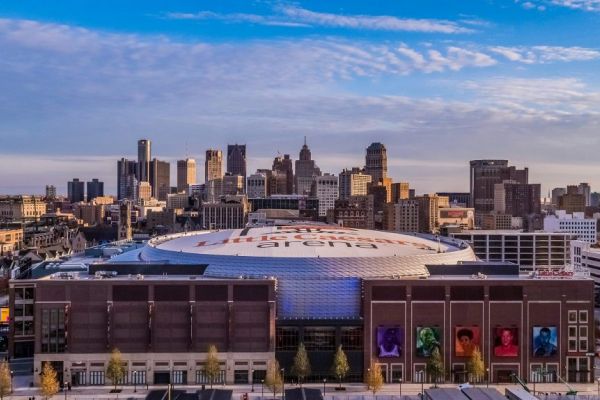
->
251;369;255;393
64;381;68;400
261;379;264;398
133;370;137;393
323;378;327;398
367;368;371;391
418;371;424;398
9;370;13;394
486;368;489;389
281;368;285;400
596;378;600;397
399;378;403;399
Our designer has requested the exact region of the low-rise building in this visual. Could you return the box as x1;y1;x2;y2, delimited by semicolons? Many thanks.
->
544;210;597;243
0;227;24;254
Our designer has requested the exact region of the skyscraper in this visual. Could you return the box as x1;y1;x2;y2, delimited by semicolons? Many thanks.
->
67;178;85;203
117;158;138;200
45;185;56;200
272;154;294;194
149;159;171;201
227;144;247;180
365;142;388;184
205;149;223;183
294;138;321;195
313;174;338;217
578;182;591;207
86;179;104;202
339;167;372;199
177;158;196;192
137;139;151;182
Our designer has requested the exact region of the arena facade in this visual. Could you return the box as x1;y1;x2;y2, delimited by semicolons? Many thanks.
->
9;225;595;386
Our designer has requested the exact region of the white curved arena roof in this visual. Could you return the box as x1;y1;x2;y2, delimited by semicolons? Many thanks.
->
111;226;477;319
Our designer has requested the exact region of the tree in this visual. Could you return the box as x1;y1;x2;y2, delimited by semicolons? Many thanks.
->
106;348;127;391
331;345;350;388
291;342;311;387
426;348;445;387
365;362;383;395
264;359;283;399
40;362;59;400
467;347;485;384
0;361;11;400
203;344;221;389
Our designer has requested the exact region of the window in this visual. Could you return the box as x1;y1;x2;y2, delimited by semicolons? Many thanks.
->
579;339;588;352
234;370;249;384
196;370;225;384
579;310;588;323
40;308;65;353
568;339;577;352
568;310;578;323
304;327;336;351
579;326;588;338
568;326;577;338
89;371;105;385
172;370;186;384
276;327;299;351
131;371;146;385
341;327;363;351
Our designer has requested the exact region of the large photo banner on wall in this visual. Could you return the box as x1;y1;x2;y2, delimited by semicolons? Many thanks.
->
377;326;402;357
455;326;480;357
532;326;558;357
493;327;519;357
416;327;441;357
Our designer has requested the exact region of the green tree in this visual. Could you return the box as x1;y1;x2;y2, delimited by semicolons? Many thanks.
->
331;345;350;389
365;362;384;395
265;359;283;399
0;361;11;400
106;348;127;390
203;344;221;389
291;342;311;387
40;362;59;400
426;348;445;387
467;347;485;384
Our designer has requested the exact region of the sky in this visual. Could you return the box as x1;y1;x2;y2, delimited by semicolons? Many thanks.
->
1;0;600;196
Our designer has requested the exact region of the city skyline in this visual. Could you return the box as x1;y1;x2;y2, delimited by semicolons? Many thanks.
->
1;1;600;193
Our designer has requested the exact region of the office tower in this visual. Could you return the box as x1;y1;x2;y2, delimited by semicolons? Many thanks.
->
559;185;586;213
86;179;104;202
272;154;294;194
313;174;338;217
227;144;247;180
138;181;152;202
177;158;196;192
294;138;321;195
494;182;541;218
469;160;528;221
385;199;419;232
365;142;388;184
591;192;600;208
150;159;171;201
415;194;443;233
391;182;410;203
67;178;85;203
551;188;566;207
339;168;372;199
137;139;151;182
118;202;132;241
45;185;56;200
201;196;249;230
117;158;138;200
247;173;268;198
205;149;223;183
223;174;244;196
578;183;591;207
436;192;471;208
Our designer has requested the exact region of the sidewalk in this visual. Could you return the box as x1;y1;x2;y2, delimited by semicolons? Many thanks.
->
6;381;600;400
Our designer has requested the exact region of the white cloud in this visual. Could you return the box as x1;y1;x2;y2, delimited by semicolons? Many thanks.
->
489;45;600;63
550;0;600;11
165;6;475;34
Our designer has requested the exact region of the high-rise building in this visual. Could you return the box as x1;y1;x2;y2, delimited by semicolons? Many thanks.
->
591;192;600;208
294;138;321;195
117;158;138;201
86;179;104;202
365;142;388;184
150;159;171;201
313;174;338;217
67;178;85;203
223;174;244;196
494;182;541;219
559;185;586;214
551;188;566;207
205;149;223;183
227;144;247;182
391;182;410;203
436;192;471;208
137;139;151;182
45;185;56;200
118;202;132;241
385;199;419;232
578;182;591;207
138;181;152;202
469;160;528;223
272;154;294;194
339;168;372;199
415;194;444;233
247;173;268;198
177;158;196;192
201;196;249;229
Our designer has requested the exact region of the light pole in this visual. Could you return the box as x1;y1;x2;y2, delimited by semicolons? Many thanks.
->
323;378;327;398
64;381;68;400
10;370;13;394
486;368;489;389
281;368;285;400
251;369;255;393
133;370;137;393
418;371;424;398
399;378;402;399
367;368;371;391
261;379;264;398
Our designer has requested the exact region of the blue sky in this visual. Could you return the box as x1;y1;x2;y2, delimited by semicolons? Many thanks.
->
1;0;600;195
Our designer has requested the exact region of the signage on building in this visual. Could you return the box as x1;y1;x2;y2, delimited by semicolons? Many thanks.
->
0;307;9;323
